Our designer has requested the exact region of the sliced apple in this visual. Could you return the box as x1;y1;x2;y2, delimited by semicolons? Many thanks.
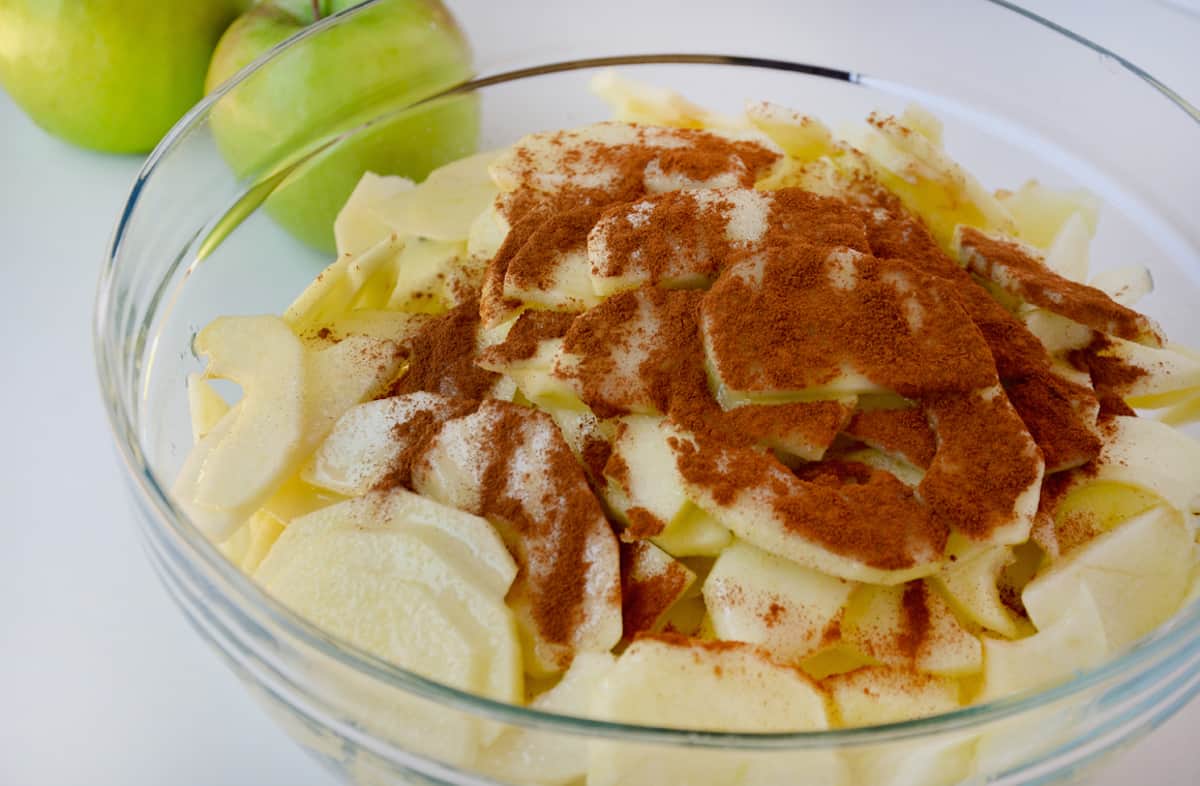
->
480;652;615;786
603;415;732;557
1088;416;1200;513
372;150;500;242
285;234;404;336
826;665;960;726
980;585;1108;700
1022;506;1191;651
933;545;1020;638
591;69;731;129
1089;264;1153;307
704;539;853;663
333;171;414;257
412;400;622;674
745;101;834;162
186;373;230;444
307;309;426;346
841;581;982;677
995;180;1099;250
383;237;473;314
620;541;696;639
173;316;307;541
256;491;522;713
304;392;470;497
1042;210;1091;283
589;637;840;786
1080;337;1200;407
220;509;285;575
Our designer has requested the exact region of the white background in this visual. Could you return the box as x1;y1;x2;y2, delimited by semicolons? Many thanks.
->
1;1;1198;785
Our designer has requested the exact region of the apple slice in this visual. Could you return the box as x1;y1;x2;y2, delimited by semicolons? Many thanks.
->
334;171;414;257
980;585;1108;700
480;652;615;786
285;234;403;336
602;415;732;557
1089;264;1153;307
219;510;285;575
589;637;840;786
826;666;960;726
304;392;472;497
1042;210;1091;283
173;316;307;541
704;539;854;663
745;101;834;162
372;150;500;242
257;491;522;712
996;180;1099;250
841;581;982;677
186;373;230;443
1022;506;1191;652
1076;337;1200;407
591;70;731;129
932;545;1020;638
1087;416;1200;513
412;400;622;674
956;226;1162;347
306;309;426;346
620;541;696;639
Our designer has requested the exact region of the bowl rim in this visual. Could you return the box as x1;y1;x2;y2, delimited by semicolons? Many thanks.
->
94;0;1200;750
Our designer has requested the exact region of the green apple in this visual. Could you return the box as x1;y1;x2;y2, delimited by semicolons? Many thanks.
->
0;0;245;153
205;0;478;253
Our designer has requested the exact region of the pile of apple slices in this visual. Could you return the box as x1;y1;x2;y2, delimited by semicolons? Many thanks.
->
170;73;1200;784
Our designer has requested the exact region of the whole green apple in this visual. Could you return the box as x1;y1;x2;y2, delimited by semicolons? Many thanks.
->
206;0;479;253
0;0;246;154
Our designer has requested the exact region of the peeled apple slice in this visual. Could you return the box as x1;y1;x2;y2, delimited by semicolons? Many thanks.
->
996;180;1099;250
334;171;414;257
981;585;1108;700
305;392;466;497
1090;264;1154;307
173;316;306;541
704;539;854;662
745;101;834;161
933;545;1020;638
285;234;403;336
588;637;841;786
1022;506;1191;651
590;69;730;130
1042;210;1091;283
480;652;615;786
1089;416;1200;513
373;150;500;242
186;373;230;443
826;666;960;726
256;491;522;711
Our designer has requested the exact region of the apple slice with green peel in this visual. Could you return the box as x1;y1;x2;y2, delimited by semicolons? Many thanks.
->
1089;264;1153;307
334;171;414;257
480;652;615;786
1085;416;1200;513
589;637;841;786
1022;506;1191;652
996;180;1099;250
841;582;982;677
602;416;732;557
186;374;230;444
257;491;522;714
174;316;307;541
826;666;960;726
932;545;1020;638
305;392;469;497
980;585;1108;701
704;539;855;663
372;150;500;242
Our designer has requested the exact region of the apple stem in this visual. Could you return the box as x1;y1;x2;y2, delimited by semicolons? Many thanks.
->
311;0;323;21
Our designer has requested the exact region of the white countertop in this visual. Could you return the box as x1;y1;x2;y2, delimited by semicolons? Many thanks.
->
1;2;1197;784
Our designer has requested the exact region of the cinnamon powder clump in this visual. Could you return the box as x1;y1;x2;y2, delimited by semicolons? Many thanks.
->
385;297;498;401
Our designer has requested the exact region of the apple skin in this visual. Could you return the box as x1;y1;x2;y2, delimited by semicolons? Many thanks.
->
0;0;246;153
205;0;479;253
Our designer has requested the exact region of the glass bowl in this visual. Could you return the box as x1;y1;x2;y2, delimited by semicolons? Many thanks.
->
94;1;1200;784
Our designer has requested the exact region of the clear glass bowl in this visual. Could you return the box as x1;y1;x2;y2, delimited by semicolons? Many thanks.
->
94;1;1200;784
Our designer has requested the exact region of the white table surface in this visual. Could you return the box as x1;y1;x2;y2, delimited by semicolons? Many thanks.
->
1;2;1197;785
